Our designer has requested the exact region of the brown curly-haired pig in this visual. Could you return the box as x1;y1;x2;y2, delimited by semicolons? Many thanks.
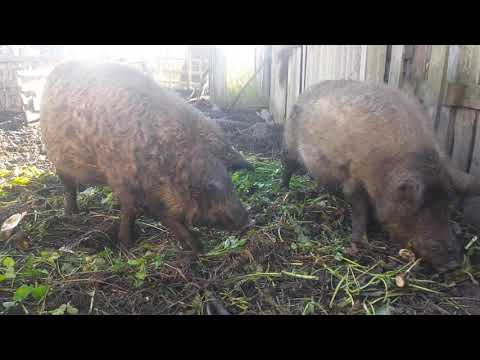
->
281;80;480;273
40;61;252;253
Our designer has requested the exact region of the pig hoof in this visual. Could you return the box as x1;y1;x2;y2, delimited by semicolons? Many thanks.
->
346;243;363;257
119;244;134;257
63;211;79;219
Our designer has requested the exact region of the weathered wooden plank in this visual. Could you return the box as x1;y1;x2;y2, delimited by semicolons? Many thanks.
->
467;111;480;176
337;45;348;79
412;45;430;81
424;45;450;131
324;45;333;80
300;45;308;93
0;87;23;112
434;45;461;151
210;47;227;109
436;107;456;156
304;45;314;89
286;46;302;120
451;109;477;172
331;45;339;79
388;45;405;88
261;45;272;99
360;45;368;81
458;45;480;85
440;82;480;111
460;47;480;227
350;46;361;80
269;45;289;123
360;45;387;83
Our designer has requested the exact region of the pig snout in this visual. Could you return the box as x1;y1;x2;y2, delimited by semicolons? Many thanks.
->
229;201;250;230
239;217;255;232
209;198;250;231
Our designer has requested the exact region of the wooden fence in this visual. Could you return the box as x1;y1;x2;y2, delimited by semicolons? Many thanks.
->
268;44;480;226
269;45;388;123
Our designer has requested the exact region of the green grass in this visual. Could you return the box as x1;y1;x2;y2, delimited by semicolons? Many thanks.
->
0;156;479;315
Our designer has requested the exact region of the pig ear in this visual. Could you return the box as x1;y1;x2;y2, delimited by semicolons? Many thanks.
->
445;162;480;196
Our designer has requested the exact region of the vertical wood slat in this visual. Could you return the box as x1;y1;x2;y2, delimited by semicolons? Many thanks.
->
468;112;480;176
451;109;477;172
460;46;480;228
454;45;480;175
324;45;332;79
269;45;289;123
458;45;480;85
425;45;450;130
388;45;405;88
436;45;461;154
286;46;302;120
412;45;431;82
360;45;387;83
209;47;227;110
261;45;272;100
436;107;456;156
339;45;346;79
301;45;308;93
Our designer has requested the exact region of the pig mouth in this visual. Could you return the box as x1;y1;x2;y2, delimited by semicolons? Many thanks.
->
199;214;252;232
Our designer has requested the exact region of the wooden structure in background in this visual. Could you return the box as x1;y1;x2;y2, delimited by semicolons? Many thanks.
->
270;45;388;124
209;47;227;109
0;58;24;113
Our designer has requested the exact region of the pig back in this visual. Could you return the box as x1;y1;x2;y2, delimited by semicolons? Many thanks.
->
40;61;206;186
288;80;440;185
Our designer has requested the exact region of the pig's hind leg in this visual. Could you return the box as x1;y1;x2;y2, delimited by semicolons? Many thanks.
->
343;181;370;255
281;157;302;191
112;189;140;250
58;173;79;216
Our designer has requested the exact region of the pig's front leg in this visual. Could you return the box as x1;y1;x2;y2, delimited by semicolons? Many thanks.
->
281;156;301;191
116;191;139;250
58;173;79;216
343;182;370;255
162;219;202;255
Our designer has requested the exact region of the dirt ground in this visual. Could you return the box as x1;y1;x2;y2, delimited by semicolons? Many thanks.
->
1;104;480;315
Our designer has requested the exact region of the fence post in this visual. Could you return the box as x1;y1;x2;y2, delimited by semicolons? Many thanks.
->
388;45;406;88
210;47;227;110
360;45;387;83
269;45;289;124
425;45;450;130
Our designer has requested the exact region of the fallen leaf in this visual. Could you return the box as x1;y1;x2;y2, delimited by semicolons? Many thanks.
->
395;273;406;288
1;212;27;240
31;285;48;301
399;248;416;262
13;285;33;302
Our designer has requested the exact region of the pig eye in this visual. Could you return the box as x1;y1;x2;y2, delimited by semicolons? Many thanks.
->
207;181;223;194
